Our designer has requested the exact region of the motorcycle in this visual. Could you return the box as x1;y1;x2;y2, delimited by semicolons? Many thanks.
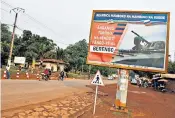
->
40;73;49;81
158;83;167;93
143;81;149;88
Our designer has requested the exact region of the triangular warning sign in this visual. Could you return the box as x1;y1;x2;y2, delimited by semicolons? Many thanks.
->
91;70;104;86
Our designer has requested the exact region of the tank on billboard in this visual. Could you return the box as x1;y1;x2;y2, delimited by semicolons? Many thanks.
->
86;10;170;73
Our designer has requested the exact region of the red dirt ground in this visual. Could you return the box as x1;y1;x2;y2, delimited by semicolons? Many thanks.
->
80;84;175;118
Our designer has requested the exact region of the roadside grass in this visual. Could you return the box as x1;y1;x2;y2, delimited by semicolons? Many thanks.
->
112;111;122;116
112;109;132;118
67;72;88;79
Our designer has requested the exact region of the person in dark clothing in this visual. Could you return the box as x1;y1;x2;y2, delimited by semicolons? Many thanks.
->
6;65;10;79
60;71;64;81
48;69;52;80
154;80;158;90
44;69;49;78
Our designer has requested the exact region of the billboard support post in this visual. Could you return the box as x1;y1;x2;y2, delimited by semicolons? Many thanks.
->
115;69;129;112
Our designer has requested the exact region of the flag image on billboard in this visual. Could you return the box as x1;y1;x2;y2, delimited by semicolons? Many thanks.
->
86;10;170;73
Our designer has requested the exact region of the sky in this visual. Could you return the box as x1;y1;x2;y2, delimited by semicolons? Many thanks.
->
1;0;175;61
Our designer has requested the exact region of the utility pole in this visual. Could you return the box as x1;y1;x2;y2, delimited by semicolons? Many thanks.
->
7;7;25;68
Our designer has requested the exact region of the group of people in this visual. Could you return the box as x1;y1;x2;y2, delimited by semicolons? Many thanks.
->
5;64;66;81
136;77;167;92
42;68;65;81
137;78;150;88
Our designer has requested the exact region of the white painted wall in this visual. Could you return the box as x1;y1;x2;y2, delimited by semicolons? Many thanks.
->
44;63;57;72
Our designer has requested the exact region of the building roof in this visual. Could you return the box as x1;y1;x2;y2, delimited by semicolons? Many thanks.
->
161;74;175;79
42;59;65;64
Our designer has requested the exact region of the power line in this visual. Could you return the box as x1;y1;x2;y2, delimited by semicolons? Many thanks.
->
1;8;10;13
1;0;70;46
1;0;13;8
23;13;58;35
2;11;69;45
2;23;24;32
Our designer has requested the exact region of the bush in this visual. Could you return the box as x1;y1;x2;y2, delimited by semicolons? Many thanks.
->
67;72;88;79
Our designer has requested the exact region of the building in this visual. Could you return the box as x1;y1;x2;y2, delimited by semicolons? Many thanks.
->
169;51;175;62
161;74;175;92
33;59;67;72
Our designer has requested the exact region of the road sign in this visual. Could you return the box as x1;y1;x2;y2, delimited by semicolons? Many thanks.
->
91;70;104;86
90;70;104;115
14;56;26;64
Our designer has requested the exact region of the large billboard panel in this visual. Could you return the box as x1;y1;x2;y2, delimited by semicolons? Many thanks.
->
86;10;170;73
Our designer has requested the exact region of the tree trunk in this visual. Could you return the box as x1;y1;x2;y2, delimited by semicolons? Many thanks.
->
88;65;91;80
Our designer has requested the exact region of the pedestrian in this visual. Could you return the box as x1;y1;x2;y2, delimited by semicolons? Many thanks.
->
19;66;22;71
154;80;158;90
48;69;52;80
6;65;10;79
51;66;54;72
60;71;65;81
139;79;142;87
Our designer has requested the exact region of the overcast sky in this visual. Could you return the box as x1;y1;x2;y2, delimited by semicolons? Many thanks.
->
1;0;175;59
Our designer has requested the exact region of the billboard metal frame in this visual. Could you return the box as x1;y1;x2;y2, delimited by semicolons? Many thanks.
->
86;10;170;73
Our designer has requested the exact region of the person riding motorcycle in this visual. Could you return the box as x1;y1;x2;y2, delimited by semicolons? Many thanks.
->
43;69;49;80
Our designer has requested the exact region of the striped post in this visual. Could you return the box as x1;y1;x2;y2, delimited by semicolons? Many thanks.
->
3;70;7;79
16;70;20;79
36;73;40;80
115;69;129;111
26;71;29;79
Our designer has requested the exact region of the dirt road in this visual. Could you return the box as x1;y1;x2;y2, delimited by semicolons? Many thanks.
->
81;84;175;118
1;79;117;111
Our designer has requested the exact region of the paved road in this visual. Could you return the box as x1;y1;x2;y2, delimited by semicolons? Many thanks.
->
1;79;117;110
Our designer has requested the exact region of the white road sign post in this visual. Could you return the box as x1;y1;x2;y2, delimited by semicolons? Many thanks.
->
91;70;104;115
93;84;98;115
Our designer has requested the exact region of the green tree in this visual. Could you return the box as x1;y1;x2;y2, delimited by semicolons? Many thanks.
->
64;39;88;73
1;24;11;65
1;25;59;65
56;46;64;60
168;61;175;74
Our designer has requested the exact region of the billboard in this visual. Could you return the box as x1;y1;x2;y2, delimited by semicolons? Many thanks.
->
14;57;26;64
86;10;170;73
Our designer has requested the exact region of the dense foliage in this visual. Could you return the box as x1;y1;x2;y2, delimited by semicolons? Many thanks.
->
1;23;117;76
1;23;174;76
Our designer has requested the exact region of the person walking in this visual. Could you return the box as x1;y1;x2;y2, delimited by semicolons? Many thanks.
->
139;79;142;87
60;71;65;81
6;65;10;79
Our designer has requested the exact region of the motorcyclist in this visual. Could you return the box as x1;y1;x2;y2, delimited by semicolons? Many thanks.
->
44;69;49;80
